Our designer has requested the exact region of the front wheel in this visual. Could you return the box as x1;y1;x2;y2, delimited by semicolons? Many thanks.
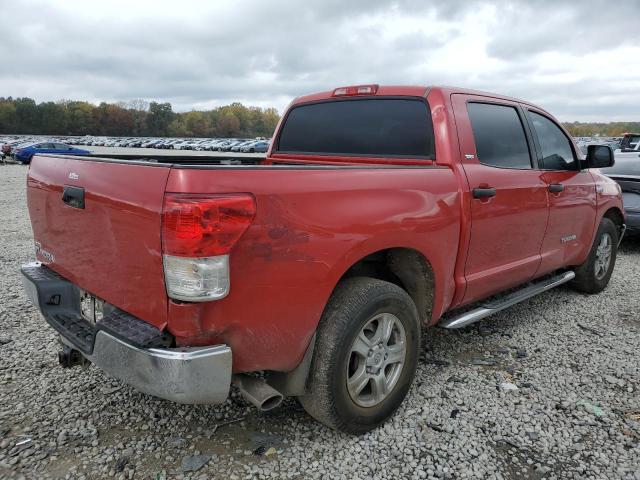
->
300;277;420;434
570;217;619;294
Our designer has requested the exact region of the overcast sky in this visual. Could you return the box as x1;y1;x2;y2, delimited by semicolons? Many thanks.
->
1;0;638;121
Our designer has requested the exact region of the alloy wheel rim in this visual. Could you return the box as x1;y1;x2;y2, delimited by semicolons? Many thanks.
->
346;313;407;407
594;232;613;280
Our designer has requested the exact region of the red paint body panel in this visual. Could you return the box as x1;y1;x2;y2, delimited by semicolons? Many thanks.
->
24;85;624;376
450;94;550;303
536;170;597;275
27;157;170;329
164;167;461;372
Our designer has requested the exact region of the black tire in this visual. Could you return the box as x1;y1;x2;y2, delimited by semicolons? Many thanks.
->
300;277;420;434
570;218;619;294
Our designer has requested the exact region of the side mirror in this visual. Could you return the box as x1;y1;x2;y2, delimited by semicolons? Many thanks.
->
586;144;614;169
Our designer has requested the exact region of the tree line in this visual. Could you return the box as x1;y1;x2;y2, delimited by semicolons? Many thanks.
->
0;97;280;138
563;122;640;137
1;96;636;139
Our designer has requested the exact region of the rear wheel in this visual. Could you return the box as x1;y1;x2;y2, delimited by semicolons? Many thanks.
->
570;218;619;293
300;277;420;434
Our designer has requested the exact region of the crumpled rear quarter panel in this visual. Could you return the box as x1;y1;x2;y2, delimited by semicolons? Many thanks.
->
165;166;460;373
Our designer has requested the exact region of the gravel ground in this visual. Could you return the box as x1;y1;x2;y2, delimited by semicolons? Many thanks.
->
0;163;638;480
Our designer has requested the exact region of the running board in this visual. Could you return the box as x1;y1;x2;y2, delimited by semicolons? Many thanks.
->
439;271;576;329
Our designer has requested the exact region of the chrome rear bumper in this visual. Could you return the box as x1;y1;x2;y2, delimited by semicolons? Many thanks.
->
61;332;232;404
22;261;232;404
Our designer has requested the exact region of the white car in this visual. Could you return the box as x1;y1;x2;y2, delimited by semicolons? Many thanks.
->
615;133;640;161
173;140;191;150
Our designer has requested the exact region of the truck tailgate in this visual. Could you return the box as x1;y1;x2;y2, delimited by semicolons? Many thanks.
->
27;155;171;329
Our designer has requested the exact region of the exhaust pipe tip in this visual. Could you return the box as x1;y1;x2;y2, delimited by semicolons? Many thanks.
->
234;375;284;412
256;394;283;412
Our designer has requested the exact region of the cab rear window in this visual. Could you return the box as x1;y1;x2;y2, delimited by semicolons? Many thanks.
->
276;98;435;158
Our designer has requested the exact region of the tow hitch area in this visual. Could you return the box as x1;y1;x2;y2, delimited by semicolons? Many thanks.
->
58;344;88;368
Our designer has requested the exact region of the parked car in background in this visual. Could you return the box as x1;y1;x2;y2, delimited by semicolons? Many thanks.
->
2;139;25;157
4;134;289;156
230;140;255;152
172;140;191;150
141;139;159;148
221;139;247;151
620;133;639;151
195;140;220;151
213;140;233;151
602;156;640;233
241;140;270;153
164;139;182;149
615;133;640;161
13;142;91;164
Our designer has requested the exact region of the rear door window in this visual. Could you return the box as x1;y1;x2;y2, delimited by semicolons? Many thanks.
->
276;98;434;158
528;111;576;170
467;102;532;169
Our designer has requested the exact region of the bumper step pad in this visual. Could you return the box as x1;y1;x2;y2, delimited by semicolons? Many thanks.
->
48;312;96;354
98;309;172;349
21;263;173;354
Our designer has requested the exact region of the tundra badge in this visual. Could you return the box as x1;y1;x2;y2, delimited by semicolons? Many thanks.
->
34;241;55;263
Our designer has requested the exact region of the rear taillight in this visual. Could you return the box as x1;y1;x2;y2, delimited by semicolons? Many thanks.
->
162;193;256;257
161;193;256;302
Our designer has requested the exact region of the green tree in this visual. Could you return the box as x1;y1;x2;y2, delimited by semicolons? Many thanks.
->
216;110;241;137
103;104;134;136
0;100;17;133
168;116;189;137
127;99;149;137
0;96;281;138
92;102;110;135
184;111;212;137
14;98;38;133
261;107;280;137
65;101;95;135
146;102;174;136
38;102;67;134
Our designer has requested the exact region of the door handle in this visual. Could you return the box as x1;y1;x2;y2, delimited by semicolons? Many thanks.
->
548;183;564;193
472;187;496;199
62;185;85;209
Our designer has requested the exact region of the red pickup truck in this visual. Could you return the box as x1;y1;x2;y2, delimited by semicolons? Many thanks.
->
21;85;624;434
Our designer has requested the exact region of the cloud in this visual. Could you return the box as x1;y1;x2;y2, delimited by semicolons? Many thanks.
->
0;0;638;121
